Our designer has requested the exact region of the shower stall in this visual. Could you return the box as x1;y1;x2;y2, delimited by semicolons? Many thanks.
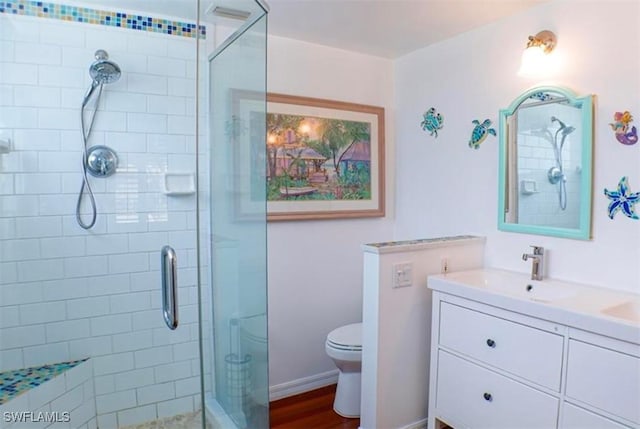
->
0;0;268;428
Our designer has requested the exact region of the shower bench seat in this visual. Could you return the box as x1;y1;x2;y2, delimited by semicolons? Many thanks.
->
0;358;96;428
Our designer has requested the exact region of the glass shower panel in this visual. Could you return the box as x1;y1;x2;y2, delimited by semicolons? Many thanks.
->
0;1;203;427
201;11;268;429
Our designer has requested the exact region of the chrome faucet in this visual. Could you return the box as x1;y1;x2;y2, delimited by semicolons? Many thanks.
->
522;246;544;281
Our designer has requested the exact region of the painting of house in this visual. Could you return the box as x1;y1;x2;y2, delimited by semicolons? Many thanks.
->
266;113;372;201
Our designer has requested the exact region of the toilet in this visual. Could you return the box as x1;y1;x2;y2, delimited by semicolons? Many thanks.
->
239;314;269;407
325;322;363;418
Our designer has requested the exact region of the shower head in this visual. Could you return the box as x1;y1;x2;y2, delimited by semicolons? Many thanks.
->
89;50;121;85
551;116;575;136
551;116;565;128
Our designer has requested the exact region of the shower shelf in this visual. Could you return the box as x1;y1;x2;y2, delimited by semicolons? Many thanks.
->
163;172;195;196
520;179;539;195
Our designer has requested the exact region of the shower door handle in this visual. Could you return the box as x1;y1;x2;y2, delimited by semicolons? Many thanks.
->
161;245;179;330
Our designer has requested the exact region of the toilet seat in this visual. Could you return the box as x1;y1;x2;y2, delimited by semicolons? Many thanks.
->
326;322;362;417
327;323;362;352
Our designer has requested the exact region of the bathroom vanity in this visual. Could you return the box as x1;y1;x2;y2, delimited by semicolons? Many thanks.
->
426;269;640;429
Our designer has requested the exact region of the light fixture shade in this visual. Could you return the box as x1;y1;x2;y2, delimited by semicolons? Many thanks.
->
518;30;557;77
518;45;547;77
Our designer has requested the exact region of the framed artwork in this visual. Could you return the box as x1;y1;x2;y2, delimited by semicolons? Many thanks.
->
266;93;385;221
229;89;267;221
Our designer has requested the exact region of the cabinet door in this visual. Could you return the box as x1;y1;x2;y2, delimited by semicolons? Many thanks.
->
439;302;564;390
561;403;632;429
566;339;640;424
436;350;559;429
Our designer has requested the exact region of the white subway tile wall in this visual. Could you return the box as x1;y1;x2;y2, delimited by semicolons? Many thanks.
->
516;104;582;228
0;13;200;427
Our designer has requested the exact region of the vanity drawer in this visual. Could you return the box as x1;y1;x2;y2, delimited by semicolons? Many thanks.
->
566;339;640;424
560;403;632;429
436;350;559;429
439;302;564;390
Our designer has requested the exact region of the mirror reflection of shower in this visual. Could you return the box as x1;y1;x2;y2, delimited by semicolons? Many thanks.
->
76;50;121;229
534;116;575;211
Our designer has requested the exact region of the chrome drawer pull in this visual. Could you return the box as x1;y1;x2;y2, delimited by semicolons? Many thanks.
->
486;338;496;348
483;392;493;402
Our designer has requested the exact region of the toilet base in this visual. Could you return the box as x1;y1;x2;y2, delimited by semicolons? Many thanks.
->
333;370;361;418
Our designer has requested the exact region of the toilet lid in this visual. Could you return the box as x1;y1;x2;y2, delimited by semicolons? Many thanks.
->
327;323;362;351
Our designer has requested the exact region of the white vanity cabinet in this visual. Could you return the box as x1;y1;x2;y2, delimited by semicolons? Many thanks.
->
561;403;634;429
436;349;560;429
439;301;564;390
427;291;640;429
564;332;640;426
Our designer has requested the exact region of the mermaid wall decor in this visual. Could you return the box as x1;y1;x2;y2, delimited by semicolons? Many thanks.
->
609;111;638;145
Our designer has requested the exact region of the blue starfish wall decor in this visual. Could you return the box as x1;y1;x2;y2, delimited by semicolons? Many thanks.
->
604;176;640;220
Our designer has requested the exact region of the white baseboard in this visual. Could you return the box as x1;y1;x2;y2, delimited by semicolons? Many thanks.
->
399;418;428;429
358;418;427;429
269;369;339;401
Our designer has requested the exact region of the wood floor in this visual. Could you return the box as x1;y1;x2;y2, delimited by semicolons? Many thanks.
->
269;385;360;429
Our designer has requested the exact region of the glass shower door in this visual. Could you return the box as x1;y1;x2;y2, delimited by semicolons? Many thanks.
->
200;7;268;429
0;1;203;427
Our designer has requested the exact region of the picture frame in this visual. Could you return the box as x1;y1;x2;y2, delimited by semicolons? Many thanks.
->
230;89;268;221
266;93;385;221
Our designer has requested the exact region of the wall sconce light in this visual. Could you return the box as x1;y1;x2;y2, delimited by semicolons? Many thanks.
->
518;30;557;77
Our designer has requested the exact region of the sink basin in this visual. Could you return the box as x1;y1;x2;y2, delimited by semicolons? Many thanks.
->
428;268;640;344
431;269;578;303
602;301;640;323
516;283;577;303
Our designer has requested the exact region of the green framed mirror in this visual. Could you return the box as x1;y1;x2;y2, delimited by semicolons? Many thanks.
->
498;86;594;240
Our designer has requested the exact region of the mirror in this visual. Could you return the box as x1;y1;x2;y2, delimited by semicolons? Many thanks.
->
498;86;593;240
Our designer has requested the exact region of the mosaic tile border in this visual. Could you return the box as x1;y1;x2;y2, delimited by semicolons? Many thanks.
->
0;0;206;39
0;358;88;405
366;235;480;248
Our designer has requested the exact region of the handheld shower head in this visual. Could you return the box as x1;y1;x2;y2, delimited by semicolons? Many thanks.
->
551;116;575;136
551;116;566;129
89;50;121;85
77;49;121;230
82;50;121;109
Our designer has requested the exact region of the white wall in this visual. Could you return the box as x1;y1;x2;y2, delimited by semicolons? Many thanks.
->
266;35;396;392
394;0;640;293
360;237;485;429
0;12;200;427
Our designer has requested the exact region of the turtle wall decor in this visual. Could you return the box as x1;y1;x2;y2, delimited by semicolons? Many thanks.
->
469;119;496;149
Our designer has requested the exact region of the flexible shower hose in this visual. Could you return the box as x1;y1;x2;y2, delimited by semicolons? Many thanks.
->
76;82;104;230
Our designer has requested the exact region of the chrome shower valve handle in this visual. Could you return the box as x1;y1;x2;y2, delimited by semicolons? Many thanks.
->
86;145;118;177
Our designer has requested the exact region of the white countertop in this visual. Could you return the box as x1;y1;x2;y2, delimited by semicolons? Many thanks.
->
428;268;640;345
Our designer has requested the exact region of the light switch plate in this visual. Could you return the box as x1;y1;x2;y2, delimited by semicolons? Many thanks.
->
392;262;413;288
